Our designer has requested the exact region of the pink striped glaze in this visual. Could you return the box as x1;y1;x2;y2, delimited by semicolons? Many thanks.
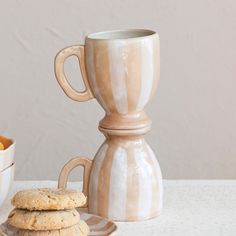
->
85;30;160;130
88;135;163;221
55;29;163;222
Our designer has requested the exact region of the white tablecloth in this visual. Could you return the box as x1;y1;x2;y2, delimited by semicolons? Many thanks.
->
0;181;236;236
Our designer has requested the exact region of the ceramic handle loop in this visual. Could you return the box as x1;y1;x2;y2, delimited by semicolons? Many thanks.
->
58;157;92;207
54;45;94;102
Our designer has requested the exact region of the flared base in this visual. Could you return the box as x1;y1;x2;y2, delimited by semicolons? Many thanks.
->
88;135;163;222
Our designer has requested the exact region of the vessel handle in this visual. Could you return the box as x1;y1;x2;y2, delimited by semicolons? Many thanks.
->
58;157;92;207
54;45;94;102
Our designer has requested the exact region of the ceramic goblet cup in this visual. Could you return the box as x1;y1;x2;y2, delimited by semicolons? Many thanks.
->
54;29;160;131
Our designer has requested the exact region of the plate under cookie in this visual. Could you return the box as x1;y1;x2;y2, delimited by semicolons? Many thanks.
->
0;212;117;236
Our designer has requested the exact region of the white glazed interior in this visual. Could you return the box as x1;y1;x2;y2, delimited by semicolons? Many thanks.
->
87;29;156;40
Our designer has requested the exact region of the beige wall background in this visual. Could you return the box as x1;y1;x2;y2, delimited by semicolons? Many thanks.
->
0;0;235;180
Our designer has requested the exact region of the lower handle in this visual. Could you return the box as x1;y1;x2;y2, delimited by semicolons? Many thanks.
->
58;157;92;207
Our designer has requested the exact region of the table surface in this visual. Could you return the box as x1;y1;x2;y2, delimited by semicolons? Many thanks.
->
0;180;236;236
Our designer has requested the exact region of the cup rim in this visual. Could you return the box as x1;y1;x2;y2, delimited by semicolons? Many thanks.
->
86;29;158;41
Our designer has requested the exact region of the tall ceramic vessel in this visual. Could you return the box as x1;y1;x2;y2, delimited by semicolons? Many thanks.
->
55;29;163;221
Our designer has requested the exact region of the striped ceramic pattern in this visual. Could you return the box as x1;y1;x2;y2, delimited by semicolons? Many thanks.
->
88;136;163;221
54;29;163;222
80;212;117;236
85;35;160;115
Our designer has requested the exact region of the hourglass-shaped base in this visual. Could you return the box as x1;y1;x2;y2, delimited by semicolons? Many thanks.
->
88;129;163;221
58;118;163;222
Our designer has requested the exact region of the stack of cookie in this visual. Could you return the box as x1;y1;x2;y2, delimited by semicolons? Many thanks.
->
7;188;89;236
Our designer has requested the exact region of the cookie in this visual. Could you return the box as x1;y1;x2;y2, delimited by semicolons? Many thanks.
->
16;221;89;236
7;208;80;230
11;188;86;210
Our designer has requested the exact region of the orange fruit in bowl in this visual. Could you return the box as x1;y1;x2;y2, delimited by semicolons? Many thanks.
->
0;136;12;150
0;142;4;150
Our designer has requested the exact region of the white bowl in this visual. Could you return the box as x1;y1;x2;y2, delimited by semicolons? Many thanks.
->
0;137;15;172
0;163;15;208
